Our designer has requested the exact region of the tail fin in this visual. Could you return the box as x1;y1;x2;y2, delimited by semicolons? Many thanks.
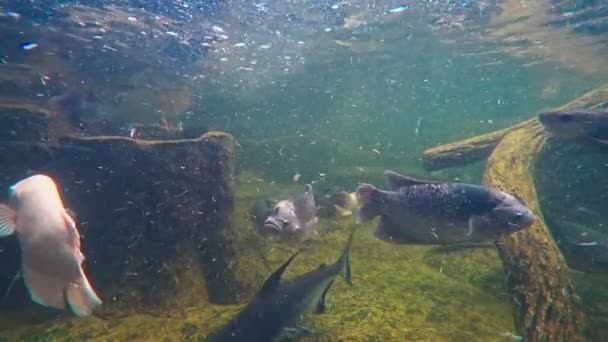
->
336;228;355;285
66;269;102;317
355;184;381;223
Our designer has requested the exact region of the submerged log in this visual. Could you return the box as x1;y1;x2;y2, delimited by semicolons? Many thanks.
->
483;122;585;341
422;87;608;171
421;118;534;171
420;87;608;340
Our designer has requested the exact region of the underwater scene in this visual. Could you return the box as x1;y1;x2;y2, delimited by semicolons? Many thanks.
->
0;0;607;341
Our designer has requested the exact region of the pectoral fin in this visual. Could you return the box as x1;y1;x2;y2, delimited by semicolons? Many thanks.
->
0;204;17;236
468;215;483;237
315;279;334;314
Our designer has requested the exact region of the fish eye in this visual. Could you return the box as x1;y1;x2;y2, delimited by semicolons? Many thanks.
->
281;219;289;226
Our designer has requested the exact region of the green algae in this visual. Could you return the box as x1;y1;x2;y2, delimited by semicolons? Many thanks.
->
0;178;517;341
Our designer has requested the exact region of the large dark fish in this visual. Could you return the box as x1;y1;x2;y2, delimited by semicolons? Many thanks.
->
356;170;535;244
549;219;608;273
206;230;354;342
538;109;608;145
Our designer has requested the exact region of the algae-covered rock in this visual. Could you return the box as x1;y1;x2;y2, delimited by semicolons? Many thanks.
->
54;132;252;309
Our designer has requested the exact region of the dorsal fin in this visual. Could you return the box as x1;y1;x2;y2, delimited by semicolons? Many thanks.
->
258;249;303;298
384;170;436;189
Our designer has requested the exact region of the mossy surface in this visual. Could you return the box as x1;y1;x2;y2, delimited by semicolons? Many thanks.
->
0;176;517;341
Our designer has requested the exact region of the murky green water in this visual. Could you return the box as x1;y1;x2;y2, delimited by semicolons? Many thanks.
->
0;0;607;341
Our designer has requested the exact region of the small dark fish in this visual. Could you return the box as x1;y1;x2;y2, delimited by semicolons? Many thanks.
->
261;184;318;242
248;198;277;230
356;170;535;244
549;219;608;273
538;109;608;145
206;230;354;342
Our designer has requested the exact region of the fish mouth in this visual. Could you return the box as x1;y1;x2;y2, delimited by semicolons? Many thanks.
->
537;112;554;125
263;218;283;232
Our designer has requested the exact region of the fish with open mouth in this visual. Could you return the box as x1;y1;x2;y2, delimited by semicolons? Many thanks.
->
258;184;318;242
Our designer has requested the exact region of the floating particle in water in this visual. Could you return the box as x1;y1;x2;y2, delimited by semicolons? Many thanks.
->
0;57;7;64
371;148;381;155
576;241;598;247
233;42;246;47
331;4;339;9
293;173;301;182
415;116;422;135
212;25;225;33
129;127;137;138
388;5;409;13
19;42;38;51
39;74;50;86
165;31;179;37
127;16;137;22
562;11;574;19
3;10;21;20
297;41;304;45
324;27;332;32
220;57;229;62
258;44;271;50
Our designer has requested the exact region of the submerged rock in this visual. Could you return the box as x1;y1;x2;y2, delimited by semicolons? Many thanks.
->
0;105;259;318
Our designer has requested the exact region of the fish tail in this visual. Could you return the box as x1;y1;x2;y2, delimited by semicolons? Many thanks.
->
337;228;355;285
355;184;381;223
66;268;102;317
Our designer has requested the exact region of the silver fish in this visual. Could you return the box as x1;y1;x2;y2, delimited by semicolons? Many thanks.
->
0;174;102;316
356;170;535;244
206;229;354;342
261;184;318;242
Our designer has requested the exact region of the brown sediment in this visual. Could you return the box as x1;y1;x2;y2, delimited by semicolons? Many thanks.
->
420;86;608;340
